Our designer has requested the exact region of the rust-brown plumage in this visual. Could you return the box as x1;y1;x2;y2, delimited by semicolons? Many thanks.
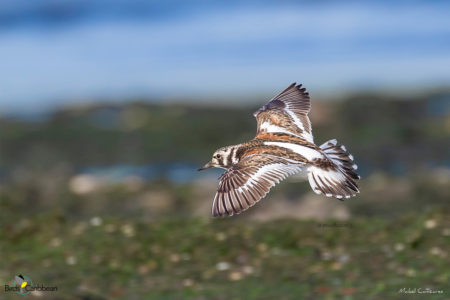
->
199;83;360;217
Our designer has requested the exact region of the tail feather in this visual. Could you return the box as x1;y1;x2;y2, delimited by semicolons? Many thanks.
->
307;139;360;199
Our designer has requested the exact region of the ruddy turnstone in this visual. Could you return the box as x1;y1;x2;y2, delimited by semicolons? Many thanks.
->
199;83;360;217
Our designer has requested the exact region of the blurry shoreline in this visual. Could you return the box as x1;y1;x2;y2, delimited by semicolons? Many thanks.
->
1;91;449;222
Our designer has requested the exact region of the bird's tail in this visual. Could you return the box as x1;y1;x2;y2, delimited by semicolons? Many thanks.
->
307;139;360;199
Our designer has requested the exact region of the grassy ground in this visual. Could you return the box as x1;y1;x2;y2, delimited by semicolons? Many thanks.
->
1;210;448;300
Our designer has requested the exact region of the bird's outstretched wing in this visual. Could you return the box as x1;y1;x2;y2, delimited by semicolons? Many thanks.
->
212;154;304;217
254;83;313;142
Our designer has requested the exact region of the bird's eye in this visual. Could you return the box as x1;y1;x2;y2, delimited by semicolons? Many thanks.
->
216;154;221;159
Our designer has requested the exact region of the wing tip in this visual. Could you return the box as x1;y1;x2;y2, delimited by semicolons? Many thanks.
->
288;82;308;93
254;81;310;118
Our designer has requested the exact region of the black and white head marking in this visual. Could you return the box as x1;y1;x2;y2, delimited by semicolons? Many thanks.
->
211;146;240;169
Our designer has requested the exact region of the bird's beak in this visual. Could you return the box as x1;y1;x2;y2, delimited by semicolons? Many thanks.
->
198;161;213;171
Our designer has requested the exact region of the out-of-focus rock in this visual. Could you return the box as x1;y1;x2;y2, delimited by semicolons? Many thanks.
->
361;172;412;202
137;190;175;213
69;174;100;195
248;193;350;221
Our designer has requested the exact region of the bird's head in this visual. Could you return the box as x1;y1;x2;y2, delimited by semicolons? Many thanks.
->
198;146;235;170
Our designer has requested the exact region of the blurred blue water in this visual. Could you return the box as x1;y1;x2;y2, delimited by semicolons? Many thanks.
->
73;159;449;183
1;0;449;112
79;162;222;183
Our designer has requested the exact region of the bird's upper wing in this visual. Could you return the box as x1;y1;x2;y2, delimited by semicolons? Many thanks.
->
212;154;304;217
254;83;313;142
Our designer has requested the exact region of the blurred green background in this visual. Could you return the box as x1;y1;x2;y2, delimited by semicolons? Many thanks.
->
1;1;450;299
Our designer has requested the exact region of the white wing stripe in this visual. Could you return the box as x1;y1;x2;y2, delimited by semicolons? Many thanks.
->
239;163;302;193
285;104;305;132
285;103;314;142
264;142;323;161
260;122;303;138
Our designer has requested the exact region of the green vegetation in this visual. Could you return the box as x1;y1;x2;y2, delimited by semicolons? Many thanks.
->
1;211;449;299
1;91;449;299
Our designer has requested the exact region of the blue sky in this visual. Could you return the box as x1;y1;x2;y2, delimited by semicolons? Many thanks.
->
1;0;449;112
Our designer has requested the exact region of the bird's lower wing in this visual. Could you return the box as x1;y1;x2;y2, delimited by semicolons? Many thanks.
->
212;154;304;217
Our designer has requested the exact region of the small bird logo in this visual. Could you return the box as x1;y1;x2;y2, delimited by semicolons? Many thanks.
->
199;83;360;217
15;274;31;294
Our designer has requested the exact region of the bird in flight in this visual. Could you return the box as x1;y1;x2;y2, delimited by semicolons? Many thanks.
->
198;83;360;217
